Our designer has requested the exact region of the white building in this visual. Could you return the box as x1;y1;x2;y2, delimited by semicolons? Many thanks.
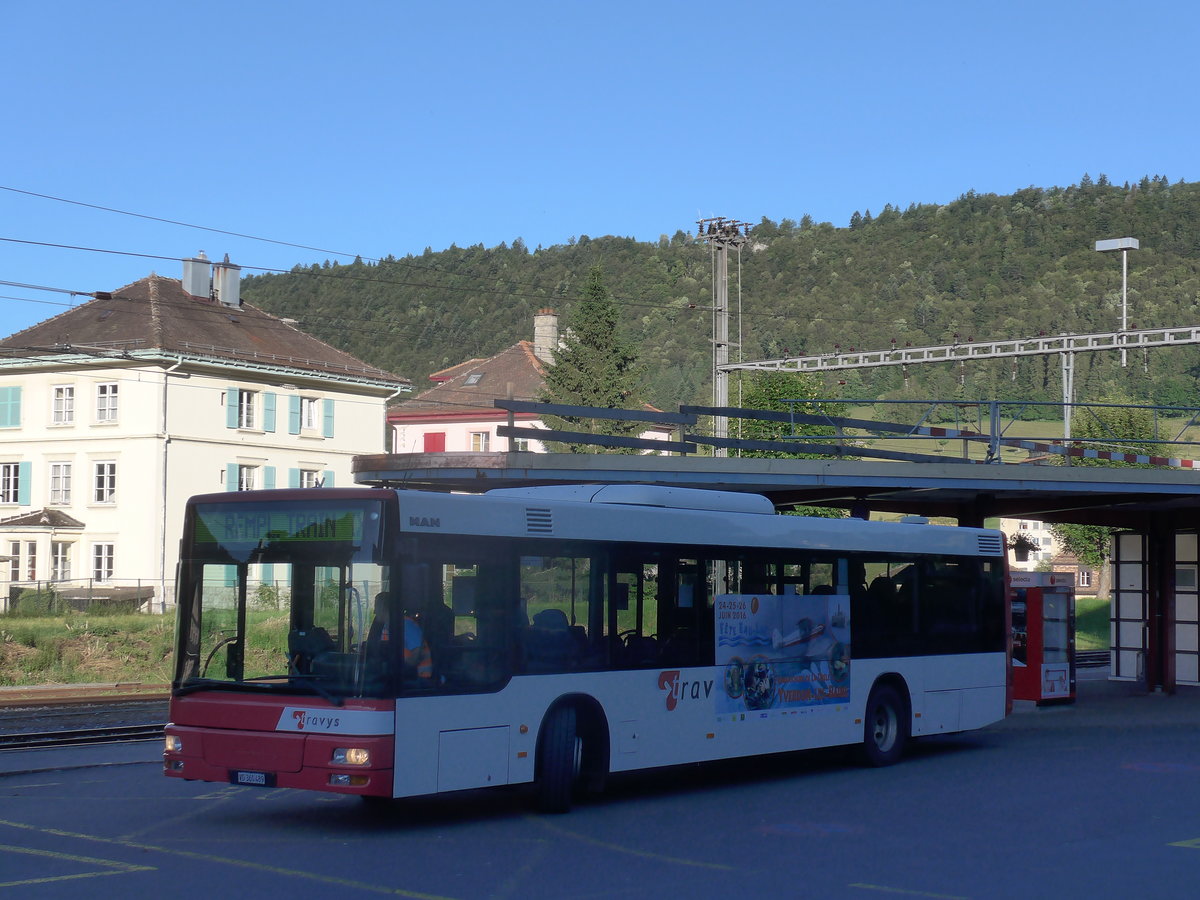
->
0;253;409;610
999;517;1060;570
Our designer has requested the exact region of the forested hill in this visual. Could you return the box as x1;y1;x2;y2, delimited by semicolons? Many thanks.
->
242;175;1200;411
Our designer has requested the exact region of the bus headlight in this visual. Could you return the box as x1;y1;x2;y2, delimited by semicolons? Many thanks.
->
164;735;182;753
332;747;371;766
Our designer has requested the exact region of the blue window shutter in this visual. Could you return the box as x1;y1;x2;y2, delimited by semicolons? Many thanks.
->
261;563;275;586
322;399;335;438
288;468;300;488
225;388;239;428
323;470;334;488
288;395;301;434
0;386;20;428
17;461;30;506
225;463;238;491
264;466;276;490
263;393;277;433
223;564;236;588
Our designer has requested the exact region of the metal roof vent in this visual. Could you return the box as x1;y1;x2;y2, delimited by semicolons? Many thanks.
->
977;533;1005;556
526;507;553;534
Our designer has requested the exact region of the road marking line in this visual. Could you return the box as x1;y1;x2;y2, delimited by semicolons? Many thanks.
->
0;818;456;899
1169;837;1200;849
531;815;735;871
0;842;154;888
849;883;969;899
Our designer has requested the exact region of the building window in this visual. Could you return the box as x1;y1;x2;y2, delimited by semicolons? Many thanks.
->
1078;570;1092;588
92;543;114;582
238;464;258;491
94;462;116;503
469;431;490;452
301;397;319;431
0;463;21;504
24;541;36;580
49;462;72;505
8;541;18;580
298;469;321;489
238;390;257;429
52;385;75;425
464;372;484;386
512;437;530;452
96;383;118;422
51;542;71;581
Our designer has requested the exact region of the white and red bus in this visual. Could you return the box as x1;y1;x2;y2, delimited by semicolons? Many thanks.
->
164;484;1010;812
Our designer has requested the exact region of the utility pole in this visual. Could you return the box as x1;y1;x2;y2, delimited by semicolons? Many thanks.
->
697;217;749;456
1095;237;1140;367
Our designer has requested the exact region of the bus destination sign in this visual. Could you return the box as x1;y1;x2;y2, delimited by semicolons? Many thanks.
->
195;508;364;544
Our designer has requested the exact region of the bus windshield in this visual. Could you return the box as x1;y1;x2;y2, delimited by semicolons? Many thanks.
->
173;494;399;700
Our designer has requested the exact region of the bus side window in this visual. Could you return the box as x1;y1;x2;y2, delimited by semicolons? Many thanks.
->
425;560;516;688
519;555;595;674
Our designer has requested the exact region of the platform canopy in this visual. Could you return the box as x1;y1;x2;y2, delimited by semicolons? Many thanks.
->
352;452;1200;529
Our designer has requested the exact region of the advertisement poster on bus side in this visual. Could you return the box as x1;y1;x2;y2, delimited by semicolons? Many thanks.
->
715;592;851;718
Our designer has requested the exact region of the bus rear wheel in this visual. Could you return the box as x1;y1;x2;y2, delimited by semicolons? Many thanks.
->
861;683;908;767
537;706;582;813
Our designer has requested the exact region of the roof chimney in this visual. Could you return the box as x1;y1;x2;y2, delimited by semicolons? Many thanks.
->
533;308;558;363
182;251;211;298
213;254;242;308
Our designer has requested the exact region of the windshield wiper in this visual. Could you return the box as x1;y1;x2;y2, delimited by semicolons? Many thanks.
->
175;674;344;706
247;673;345;706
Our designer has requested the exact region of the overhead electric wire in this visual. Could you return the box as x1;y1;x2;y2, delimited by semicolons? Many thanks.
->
0;185;362;261
2;186;1010;346
0;183;681;309
0;236;707;318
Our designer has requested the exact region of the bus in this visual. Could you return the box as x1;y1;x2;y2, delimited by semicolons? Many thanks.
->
163;483;1010;812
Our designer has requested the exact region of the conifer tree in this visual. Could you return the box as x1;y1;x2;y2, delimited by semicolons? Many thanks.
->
540;266;643;452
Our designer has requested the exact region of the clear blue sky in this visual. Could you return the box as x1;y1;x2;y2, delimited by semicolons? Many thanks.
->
2;0;1195;336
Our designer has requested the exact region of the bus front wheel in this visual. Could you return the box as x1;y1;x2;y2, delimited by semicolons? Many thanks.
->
861;682;908;767
537;706;581;813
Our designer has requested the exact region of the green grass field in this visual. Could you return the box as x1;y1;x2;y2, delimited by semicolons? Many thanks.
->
0;614;175;686
1074;595;1111;650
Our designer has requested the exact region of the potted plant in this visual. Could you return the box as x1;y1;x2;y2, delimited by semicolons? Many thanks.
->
1008;532;1040;562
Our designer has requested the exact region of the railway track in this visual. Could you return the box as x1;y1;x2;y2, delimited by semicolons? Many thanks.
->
0;723;164;751
0;690;169;751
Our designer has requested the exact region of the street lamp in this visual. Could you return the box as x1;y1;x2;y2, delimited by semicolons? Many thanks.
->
1094;237;1140;366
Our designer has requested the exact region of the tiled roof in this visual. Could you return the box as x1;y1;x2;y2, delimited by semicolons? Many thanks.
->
392;340;546;417
0;508;86;529
0;274;409;387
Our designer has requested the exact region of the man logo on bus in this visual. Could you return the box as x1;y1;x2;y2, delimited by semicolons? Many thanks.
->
658;670;713;711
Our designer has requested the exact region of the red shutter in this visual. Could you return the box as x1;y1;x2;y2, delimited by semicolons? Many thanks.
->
423;432;446;452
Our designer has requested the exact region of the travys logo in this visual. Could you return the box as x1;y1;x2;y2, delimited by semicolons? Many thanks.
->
658;670;714;711
291;710;341;730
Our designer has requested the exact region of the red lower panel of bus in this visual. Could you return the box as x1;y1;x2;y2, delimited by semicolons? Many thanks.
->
163;693;395;796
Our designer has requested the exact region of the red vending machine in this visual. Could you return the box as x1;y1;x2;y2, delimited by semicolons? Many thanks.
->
1011;571;1075;704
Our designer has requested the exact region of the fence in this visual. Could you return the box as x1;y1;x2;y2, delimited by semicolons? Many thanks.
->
2;578;173;616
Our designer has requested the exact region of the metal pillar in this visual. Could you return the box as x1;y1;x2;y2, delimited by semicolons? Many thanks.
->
697;217;749;457
1061;349;1075;441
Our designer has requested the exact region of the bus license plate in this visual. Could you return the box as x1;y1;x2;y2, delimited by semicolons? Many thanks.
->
232;770;275;787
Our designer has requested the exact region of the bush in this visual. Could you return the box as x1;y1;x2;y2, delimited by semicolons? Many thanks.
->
12;588;58;617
